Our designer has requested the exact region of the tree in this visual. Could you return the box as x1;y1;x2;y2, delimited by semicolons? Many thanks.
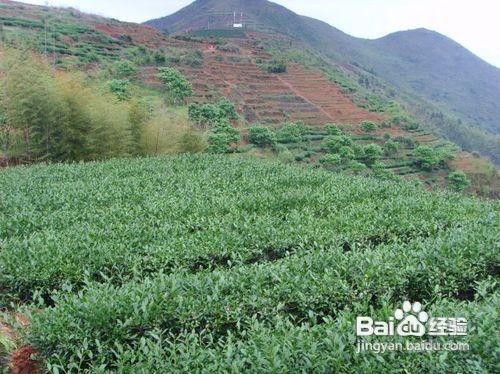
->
363;143;383;166
207;119;240;154
413;145;441;170
212;119;239;143
247;125;276;146
447;170;470;192
277;122;304;143
157;67;193;105
188;99;238;128
361;120;378;133
339;145;355;161
384;140;400;157
217;98;239;120
322;135;353;153
325;123;342;135
189;102;221;128
207;133;231;154
108;79;131;101
112;60;138;80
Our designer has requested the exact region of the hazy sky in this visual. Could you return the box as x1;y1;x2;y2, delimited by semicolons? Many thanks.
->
19;0;500;67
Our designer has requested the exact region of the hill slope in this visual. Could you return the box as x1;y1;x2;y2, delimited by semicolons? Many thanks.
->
146;0;500;159
0;0;376;126
1;0;498;196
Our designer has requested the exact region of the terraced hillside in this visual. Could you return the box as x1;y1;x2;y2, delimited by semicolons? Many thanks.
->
146;0;500;165
140;35;380;125
0;0;378;125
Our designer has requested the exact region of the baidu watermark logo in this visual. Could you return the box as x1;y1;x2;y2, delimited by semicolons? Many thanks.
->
356;301;469;353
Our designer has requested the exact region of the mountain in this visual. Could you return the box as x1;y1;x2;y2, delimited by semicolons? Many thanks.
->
146;0;500;161
368;29;500;133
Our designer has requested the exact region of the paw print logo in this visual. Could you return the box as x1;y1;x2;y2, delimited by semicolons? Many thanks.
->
395;301;428;337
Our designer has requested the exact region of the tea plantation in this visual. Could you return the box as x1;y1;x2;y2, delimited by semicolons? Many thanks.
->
0;155;498;372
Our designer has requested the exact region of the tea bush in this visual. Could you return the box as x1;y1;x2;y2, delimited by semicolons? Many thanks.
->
0;155;497;372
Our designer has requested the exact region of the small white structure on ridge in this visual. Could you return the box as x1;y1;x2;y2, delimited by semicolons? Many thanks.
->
233;12;243;28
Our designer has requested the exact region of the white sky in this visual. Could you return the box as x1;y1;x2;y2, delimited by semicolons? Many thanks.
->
16;0;500;67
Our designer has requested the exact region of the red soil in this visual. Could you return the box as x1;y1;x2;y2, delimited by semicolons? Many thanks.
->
0;313;41;374
10;345;41;374
91;22;170;48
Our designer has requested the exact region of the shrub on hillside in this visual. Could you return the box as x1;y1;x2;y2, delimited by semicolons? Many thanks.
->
361;120;378;133
339;145;355;161
207;119;240;154
276;122;304;143
217;43;240;53
189;99;238;128
157;67;193;104
413;145;453;170
247;125;276;147
447;170;471;192
189;102;221;128
325;123;342;135
322;135;354;153
363;143;383;166
217;98;239;120
403;122;421;131
107;79;131;101
319;153;341;169
119;33;132;42
266;59;287;73
111;59;138;80
394;136;416;148
181;51;204;68
384;140;400;157
152;51;166;65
